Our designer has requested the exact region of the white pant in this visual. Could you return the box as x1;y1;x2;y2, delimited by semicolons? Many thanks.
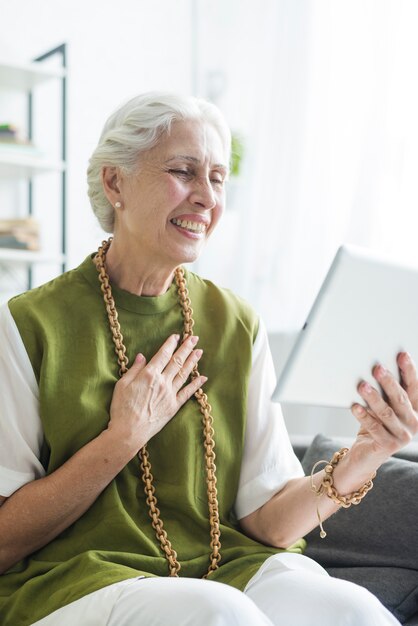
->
32;553;400;626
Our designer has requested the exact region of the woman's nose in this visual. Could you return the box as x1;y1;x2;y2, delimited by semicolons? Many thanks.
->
189;178;217;210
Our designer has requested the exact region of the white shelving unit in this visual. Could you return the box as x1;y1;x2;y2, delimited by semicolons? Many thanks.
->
0;248;65;265
0;147;65;178
0;45;67;292
0;60;65;91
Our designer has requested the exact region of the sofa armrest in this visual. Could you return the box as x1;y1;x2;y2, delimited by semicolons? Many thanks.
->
291;433;418;464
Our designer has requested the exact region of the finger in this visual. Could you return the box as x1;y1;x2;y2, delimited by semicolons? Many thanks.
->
172;349;203;391
146;334;180;371
163;335;199;379
373;364;416;428
351;403;395;451
119;353;147;384
357;377;411;443
398;352;418;409
176;375;208;406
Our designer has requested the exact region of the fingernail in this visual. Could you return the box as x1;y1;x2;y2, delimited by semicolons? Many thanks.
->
190;335;199;345
201;376;208;383
354;404;365;415
361;382;373;394
195;349;203;358
174;334;180;341
403;352;411;363
136;353;145;362
375;364;387;378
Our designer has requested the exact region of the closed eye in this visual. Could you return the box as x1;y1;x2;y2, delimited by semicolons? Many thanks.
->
169;168;192;179
211;177;225;186
169;168;225;187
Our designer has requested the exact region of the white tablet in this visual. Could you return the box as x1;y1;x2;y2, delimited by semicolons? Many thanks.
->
273;245;418;408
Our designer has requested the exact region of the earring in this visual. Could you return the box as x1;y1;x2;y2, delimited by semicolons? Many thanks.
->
115;201;121;209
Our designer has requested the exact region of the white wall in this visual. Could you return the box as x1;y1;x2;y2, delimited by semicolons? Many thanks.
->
193;0;418;334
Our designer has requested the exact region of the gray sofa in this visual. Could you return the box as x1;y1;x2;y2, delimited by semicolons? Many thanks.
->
293;434;418;625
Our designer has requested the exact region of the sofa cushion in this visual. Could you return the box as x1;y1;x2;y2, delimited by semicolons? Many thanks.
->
302;433;418;624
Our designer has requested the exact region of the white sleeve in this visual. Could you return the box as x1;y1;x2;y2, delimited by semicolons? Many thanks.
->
0;303;45;497
234;319;304;520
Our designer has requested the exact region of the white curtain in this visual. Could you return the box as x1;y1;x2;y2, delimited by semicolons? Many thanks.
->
196;0;418;332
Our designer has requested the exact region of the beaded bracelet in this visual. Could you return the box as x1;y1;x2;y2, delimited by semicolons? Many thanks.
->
310;448;377;538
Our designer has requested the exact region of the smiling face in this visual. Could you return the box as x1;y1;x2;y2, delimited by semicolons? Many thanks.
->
112;119;228;270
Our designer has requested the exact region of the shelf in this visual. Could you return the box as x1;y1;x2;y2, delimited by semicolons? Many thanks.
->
0;248;65;265
0;60;65;91
0;44;67;289
0;147;65;178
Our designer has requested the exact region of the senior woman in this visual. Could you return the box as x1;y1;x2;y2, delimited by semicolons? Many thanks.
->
0;93;416;626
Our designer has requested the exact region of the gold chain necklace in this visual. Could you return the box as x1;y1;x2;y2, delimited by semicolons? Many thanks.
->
94;238;221;577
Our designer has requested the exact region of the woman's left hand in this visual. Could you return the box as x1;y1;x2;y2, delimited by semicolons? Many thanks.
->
350;351;418;469
241;351;418;548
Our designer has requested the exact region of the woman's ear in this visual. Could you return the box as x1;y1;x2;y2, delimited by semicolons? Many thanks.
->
102;166;123;207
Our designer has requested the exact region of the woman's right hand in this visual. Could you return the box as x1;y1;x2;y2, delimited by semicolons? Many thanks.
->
107;334;206;456
0;335;206;574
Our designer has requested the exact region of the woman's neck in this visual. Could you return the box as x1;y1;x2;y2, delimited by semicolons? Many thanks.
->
104;238;175;296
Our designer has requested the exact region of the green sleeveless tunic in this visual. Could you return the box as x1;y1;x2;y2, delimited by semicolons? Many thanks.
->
0;255;305;626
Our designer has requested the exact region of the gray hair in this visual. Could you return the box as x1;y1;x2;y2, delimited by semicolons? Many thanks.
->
87;92;231;232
